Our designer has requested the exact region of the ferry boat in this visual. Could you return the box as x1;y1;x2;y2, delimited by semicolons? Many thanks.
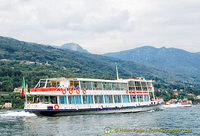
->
163;99;192;108
24;77;164;116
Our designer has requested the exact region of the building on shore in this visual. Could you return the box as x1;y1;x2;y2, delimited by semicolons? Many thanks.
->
4;103;12;109
13;88;21;93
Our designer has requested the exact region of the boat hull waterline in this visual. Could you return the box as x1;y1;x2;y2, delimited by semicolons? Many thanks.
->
25;104;161;116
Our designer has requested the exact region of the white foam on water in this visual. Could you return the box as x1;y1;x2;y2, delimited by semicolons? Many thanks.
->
0;110;36;117
147;110;155;112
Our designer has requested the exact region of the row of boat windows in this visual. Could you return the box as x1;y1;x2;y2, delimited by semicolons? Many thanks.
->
31;95;150;104
80;81;128;90
42;80;153;91
79;81;152;91
128;81;152;87
58;95;150;104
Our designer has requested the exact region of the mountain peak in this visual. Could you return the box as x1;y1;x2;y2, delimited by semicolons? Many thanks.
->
104;45;200;76
60;43;89;53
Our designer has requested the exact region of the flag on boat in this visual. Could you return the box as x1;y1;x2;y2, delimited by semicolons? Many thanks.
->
20;77;25;97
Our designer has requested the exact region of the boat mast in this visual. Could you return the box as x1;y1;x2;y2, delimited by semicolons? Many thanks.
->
24;77;27;104
115;63;119;80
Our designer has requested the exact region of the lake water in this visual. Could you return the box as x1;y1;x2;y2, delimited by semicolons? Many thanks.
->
0;106;199;136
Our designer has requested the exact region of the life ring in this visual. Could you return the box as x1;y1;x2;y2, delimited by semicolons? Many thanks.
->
129;90;132;94
82;89;86;94
62;89;66;94
126;90;129;94
54;104;59;110
76;89;80;94
69;89;73;94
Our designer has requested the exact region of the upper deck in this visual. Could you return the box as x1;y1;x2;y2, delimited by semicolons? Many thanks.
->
28;77;154;96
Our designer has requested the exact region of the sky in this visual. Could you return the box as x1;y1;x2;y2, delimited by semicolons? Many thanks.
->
0;0;200;54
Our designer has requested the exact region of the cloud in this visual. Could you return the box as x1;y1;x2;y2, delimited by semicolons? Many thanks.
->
0;0;200;54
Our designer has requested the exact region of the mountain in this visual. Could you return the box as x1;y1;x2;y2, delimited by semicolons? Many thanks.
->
58;43;89;53
0;36;200;94
104;46;200;76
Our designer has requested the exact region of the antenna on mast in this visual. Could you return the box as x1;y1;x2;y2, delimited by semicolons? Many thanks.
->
115;63;119;80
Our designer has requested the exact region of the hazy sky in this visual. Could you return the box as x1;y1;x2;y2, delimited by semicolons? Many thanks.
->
0;0;200;54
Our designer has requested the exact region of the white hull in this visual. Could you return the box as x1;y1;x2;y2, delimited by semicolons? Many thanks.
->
56;105;161;116
25;104;162;116
163;104;192;108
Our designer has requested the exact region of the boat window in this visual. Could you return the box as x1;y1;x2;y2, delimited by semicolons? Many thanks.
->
59;96;67;104
33;96;38;103
129;81;135;90
93;82;97;89
136;87;142;91
97;82;102;90
74;96;81;104
40;82;45;88
112;83;117;90
141;82;146;87
114;95;121;103
117;83;119;90
102;82;106;89
104;82;112;90
44;96;49;104
69;81;79;88
86;82;92;90
28;97;34;103
68;96;75;104
128;81;135;87
51;82;57;87
122;95;130;103
137;95;143;102
74;81;79;89
82;95;93;104
147;82;152;87
70;81;74;87
140;95;143;102
46;82;51;87
104;95;108;103
94;95;103;104
130;95;137;102
144;95;149;102
135;81;141;86
68;96;81;104
92;82;102;90
104;95;113;103
148;87;152;91
82;96;86;104
143;86;148;91
118;83;122;90
80;81;92;90
80;81;86;88
129;87;135;90
50;96;57;104
40;96;44;103
137;95;140;102
119;83;126;90
122;83;128;90
141;82;147;91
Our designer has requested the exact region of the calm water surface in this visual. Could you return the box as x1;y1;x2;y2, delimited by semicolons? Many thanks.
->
0;106;199;136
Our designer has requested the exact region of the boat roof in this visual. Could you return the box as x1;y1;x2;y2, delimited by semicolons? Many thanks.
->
39;77;153;83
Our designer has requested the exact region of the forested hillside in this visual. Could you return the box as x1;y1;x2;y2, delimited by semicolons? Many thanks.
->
0;36;199;95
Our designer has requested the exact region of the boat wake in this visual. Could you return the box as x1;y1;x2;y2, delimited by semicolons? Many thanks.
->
147;110;155;112
0;110;36;117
